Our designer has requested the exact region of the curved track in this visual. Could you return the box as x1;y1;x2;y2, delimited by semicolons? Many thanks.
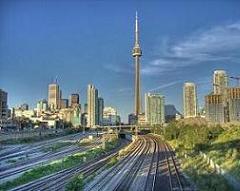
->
6;135;195;191
85;135;195;191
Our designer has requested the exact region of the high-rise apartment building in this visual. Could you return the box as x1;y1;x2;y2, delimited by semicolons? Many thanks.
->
227;87;240;122
205;94;225;124
48;83;60;110
145;93;165;125
97;97;104;125
0;89;8;120
205;70;228;123
69;93;79;108
87;84;98;127
213;70;228;95
183;82;197;118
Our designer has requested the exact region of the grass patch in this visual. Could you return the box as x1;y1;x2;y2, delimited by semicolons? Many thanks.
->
154;121;240;191
106;156;118;168
64;134;119;191
65;174;84;191
181;155;233;191
159;122;240;181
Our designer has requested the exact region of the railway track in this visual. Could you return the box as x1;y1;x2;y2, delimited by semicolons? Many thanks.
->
0;144;99;180
10;139;128;191
6;135;195;191
86;135;195;191
164;143;194;191
152;136;195;191
85;137;146;191
114;136;151;191
0;138;102;180
0;132;86;159
0;133;100;180
144;136;159;191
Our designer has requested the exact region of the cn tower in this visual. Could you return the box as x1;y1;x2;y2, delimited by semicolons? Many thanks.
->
132;12;142;117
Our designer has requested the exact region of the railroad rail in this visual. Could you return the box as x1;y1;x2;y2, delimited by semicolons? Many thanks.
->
10;139;128;191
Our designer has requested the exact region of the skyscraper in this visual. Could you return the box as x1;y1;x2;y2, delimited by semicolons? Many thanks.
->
132;12;142;117
183;82;197;118
69;93;80;108
0;89;8;120
145;93;165;125
205;94;225;124
227;87;240;122
97;97;104;125
213;70;228;95
48;83;60;110
87;84;98;127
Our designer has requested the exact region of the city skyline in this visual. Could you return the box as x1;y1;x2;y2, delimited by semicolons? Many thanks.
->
1;0;240;121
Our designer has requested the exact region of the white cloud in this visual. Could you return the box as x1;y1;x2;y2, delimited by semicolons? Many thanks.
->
148;80;181;92
142;21;240;75
118;87;132;93
104;64;131;74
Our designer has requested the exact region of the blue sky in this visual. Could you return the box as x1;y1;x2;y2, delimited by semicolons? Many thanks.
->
1;0;240;122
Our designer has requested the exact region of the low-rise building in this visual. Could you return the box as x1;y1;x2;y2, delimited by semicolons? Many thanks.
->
36;99;48;117
13;109;36;119
102;107;120;126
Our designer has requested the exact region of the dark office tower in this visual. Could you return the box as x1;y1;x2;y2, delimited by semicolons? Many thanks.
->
70;93;80;108
0;89;8;120
97;97;104;125
84;103;88;114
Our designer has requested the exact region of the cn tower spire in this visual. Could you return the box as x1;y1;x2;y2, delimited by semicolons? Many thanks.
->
132;11;142;117
135;11;139;47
